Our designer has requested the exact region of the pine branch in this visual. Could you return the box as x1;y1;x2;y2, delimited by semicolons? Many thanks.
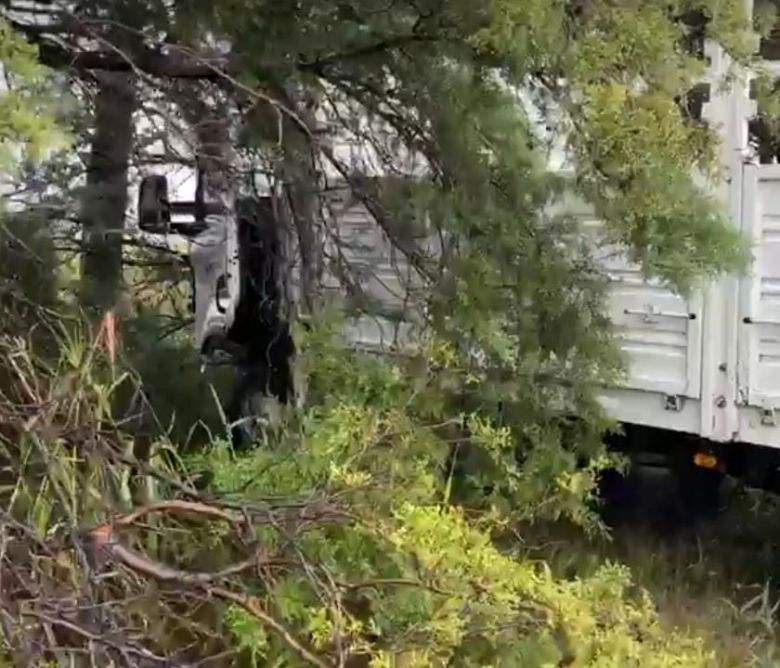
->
87;502;334;668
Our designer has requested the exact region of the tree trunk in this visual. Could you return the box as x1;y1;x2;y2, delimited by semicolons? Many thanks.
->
80;72;136;315
181;90;296;446
276;84;324;320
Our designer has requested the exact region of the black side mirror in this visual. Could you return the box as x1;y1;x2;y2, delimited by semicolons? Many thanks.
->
138;174;171;233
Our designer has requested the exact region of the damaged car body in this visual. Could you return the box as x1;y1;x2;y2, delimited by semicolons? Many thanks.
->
137;166;294;447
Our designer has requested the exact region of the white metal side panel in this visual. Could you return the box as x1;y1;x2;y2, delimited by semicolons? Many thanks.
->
602;253;703;398
326;181;705;402
322;187;425;352
738;163;780;409
574;211;703;399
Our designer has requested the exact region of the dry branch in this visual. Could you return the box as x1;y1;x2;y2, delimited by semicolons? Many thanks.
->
86;500;333;668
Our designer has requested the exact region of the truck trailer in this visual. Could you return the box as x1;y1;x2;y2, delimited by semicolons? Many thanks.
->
135;7;780;498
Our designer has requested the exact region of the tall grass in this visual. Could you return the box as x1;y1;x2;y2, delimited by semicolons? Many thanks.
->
520;478;780;667
0;315;227;665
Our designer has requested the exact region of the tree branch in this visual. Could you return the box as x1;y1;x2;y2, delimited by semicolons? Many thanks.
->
35;41;231;78
299;33;440;72
86;506;333;668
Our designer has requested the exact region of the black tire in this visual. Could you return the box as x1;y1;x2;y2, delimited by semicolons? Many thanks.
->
597;466;637;526
138;174;171;233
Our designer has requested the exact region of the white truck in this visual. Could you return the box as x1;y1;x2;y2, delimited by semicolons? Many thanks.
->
332;34;780;499
135;16;780;495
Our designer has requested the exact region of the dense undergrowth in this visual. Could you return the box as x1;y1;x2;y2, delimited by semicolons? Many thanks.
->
3;4;780;665
0;304;775;667
525;487;780;668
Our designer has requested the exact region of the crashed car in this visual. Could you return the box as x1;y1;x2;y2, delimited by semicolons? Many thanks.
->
137;169;294;446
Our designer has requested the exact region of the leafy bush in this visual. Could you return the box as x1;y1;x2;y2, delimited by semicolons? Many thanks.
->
0;310;728;667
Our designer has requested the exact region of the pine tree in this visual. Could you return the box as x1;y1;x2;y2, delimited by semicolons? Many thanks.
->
0;4;773;666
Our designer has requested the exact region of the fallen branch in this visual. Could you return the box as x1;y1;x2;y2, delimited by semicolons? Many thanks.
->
208;586;332;668
86;503;334;667
21;610;173;666
112;499;239;529
89;527;274;585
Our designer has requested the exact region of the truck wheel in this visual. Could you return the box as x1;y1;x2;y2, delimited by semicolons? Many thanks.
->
598;465;637;526
138;174;171;233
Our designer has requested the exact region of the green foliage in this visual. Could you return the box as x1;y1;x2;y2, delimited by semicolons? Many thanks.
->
0;1;772;665
0;264;753;667
118;307;234;447
226;603;271;666
179;0;754;294
0;209;60;338
557;1;750;291
0;20;68;169
526;490;780;667
182;320;715;667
